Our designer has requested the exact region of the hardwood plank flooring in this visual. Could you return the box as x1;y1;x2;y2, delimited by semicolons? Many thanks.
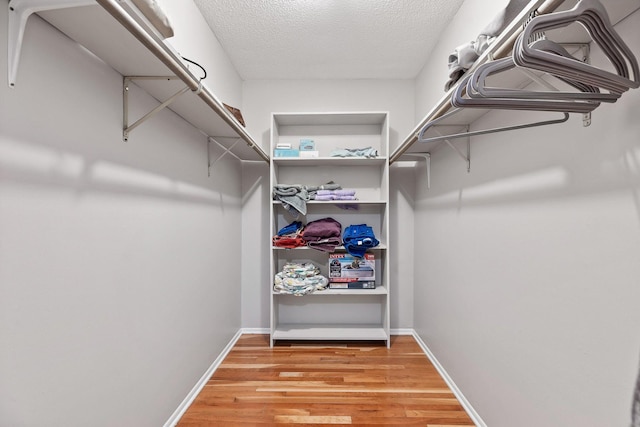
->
178;335;475;426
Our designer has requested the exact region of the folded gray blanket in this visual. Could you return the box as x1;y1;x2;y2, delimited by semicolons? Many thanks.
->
445;0;530;91
273;183;342;217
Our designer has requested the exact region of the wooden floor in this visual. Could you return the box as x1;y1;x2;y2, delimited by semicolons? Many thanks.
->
178;334;474;426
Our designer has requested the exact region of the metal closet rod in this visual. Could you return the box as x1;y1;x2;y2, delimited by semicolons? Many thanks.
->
96;0;270;164
390;0;566;164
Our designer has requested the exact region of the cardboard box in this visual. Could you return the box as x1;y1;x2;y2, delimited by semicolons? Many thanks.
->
273;148;299;157
329;281;376;289
329;253;375;282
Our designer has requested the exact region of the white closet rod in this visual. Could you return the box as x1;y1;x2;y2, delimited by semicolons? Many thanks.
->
389;0;565;164
96;0;270;163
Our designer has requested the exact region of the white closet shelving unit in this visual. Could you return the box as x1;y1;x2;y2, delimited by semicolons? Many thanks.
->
8;0;268;163
390;0;640;166
269;112;390;348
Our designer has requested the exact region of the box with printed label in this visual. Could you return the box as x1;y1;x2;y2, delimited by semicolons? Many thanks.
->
329;253;375;282
273;148;300;157
299;139;315;151
329;281;376;289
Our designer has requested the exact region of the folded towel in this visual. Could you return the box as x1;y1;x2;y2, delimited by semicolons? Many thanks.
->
343;224;379;258
315;194;358;201
302;217;342;240
277;221;303;236
273;235;306;249
316;189;356;196
307;237;342;252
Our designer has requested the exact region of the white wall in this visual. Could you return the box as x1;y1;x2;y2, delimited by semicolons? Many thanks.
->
240;79;417;330
0;5;243;427
413;5;640;427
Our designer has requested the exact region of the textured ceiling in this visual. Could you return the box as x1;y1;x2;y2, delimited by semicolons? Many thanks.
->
192;0;466;80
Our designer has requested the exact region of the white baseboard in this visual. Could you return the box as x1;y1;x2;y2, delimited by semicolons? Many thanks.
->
411;331;487;427
391;328;414;335
164;328;485;427
240;327;270;334
163;329;243;427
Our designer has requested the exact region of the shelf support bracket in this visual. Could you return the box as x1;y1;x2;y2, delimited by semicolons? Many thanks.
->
433;127;471;173
519;43;592;128
208;137;242;176
400;153;431;189
123;75;187;141
8;0;94;87
579;43;592;127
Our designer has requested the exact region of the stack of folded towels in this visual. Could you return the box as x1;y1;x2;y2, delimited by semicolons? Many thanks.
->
301;217;342;252
274;262;328;296
312;189;357;201
343;223;380;257
273;182;343;217
272;221;305;249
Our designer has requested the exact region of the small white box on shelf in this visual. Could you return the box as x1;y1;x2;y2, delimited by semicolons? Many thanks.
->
299;150;319;158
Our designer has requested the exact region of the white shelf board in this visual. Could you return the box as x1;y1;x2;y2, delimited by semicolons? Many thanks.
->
272;244;388;250
273;156;387;166
274;286;388;296
272;324;389;341
272;200;386;206
273;112;388;127
37;4;266;162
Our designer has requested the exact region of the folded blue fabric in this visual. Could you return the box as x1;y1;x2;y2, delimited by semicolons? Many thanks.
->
277;221;303;236
343;224;379;258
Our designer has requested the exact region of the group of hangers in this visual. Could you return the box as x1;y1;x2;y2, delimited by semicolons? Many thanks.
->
453;0;639;113
417;0;639;144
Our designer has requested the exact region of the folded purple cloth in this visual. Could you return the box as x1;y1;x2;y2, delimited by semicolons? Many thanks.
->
315;194;357;201
302;217;342;240
316;189;356;196
307;237;342;252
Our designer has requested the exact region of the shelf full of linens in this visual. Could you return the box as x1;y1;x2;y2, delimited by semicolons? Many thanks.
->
269;111;391;347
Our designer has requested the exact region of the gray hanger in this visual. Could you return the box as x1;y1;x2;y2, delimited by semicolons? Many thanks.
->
516;0;639;93
416;105;570;144
416;0;640;150
452;74;600;113
469;43;619;103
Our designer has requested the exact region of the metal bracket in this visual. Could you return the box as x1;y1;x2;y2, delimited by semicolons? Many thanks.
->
579;43;592;127
207;137;241;176
8;0;94;87
433;126;471;173
400;153;431;189
557;43;592;127
123;75;187;141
